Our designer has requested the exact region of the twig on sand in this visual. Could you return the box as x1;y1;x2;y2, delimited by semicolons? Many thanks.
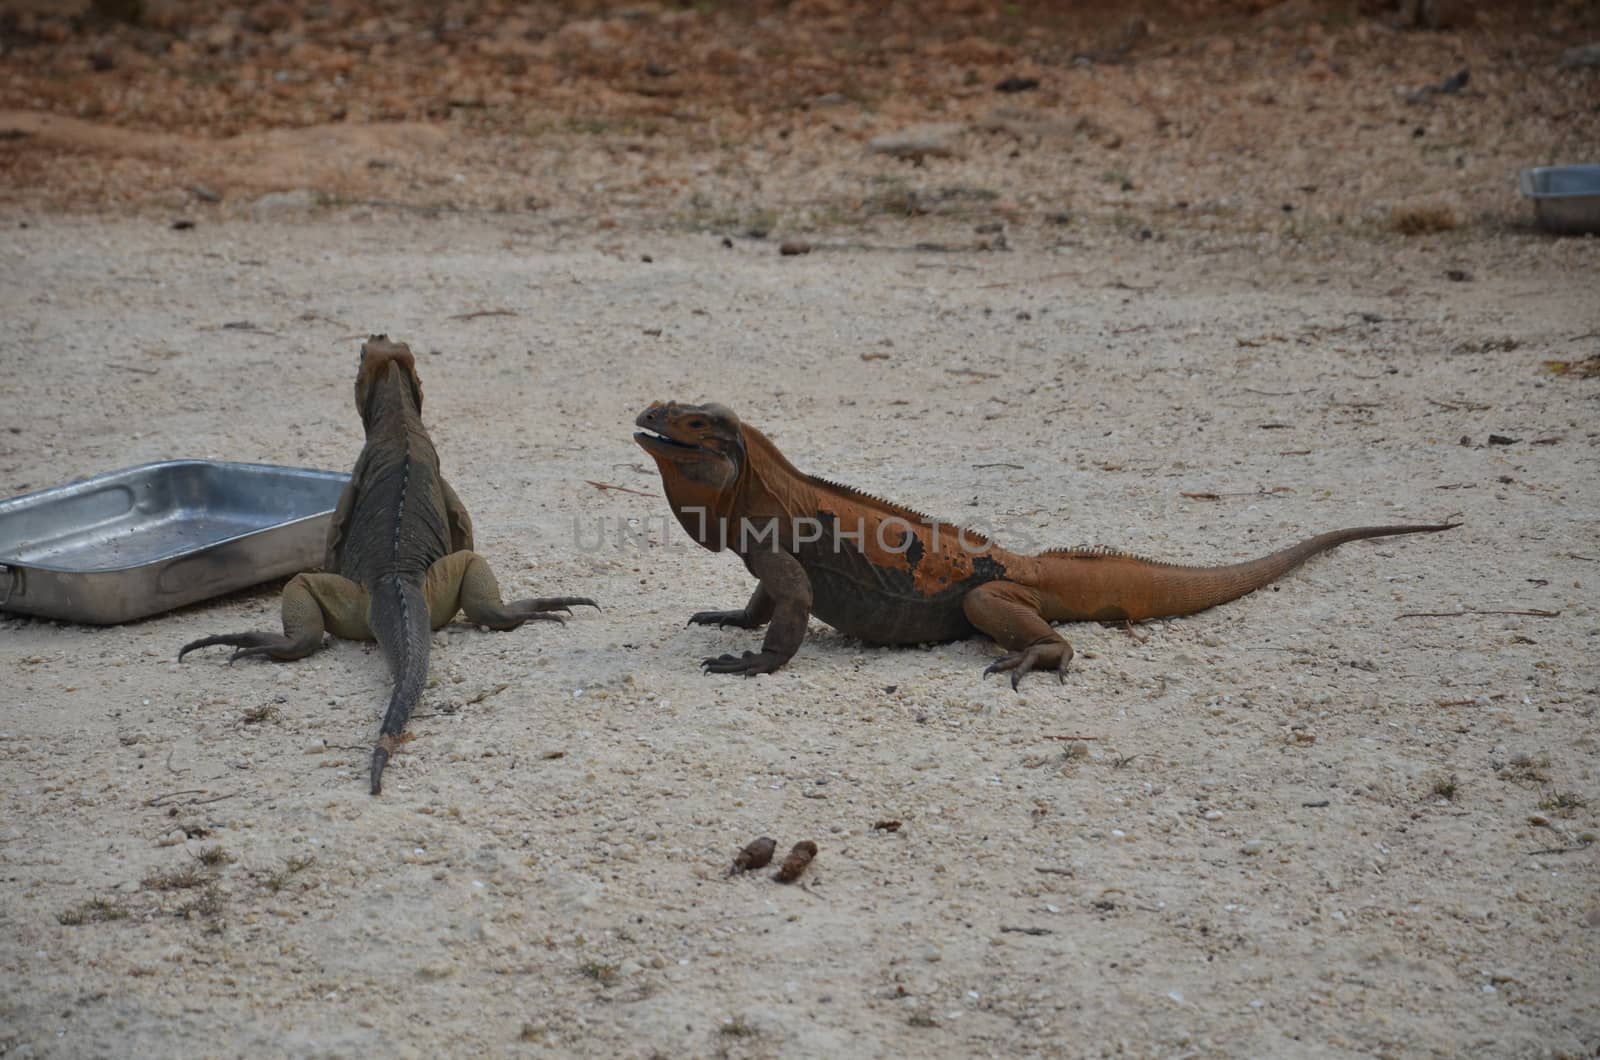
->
585;479;656;498
1395;609;1560;620
165;748;189;776
1436;694;1506;707
143;789;208;807
974;269;1083;289
464;683;510;706
447;309;518;321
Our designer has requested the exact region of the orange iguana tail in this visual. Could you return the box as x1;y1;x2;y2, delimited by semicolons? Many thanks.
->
1037;523;1460;623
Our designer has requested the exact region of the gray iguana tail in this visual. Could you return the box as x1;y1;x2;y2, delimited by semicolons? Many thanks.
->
368;576;432;795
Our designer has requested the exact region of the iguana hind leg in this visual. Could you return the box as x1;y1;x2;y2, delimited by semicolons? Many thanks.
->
963;581;1074;691
424;551;598;632
701;551;810;676
178;573;370;662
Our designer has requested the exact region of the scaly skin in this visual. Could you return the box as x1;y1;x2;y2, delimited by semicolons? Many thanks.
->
181;336;597;793
633;401;1457;688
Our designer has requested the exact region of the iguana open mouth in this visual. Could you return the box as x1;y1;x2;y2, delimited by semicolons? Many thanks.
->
633;429;700;452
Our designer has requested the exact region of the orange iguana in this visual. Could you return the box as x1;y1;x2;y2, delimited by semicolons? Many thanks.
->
181;337;597;793
633;401;1456;688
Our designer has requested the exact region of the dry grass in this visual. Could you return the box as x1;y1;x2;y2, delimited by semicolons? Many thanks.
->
57;898;129;926
1538;792;1587;818
141;864;211;891
578;960;620;986
1389;204;1460;236
263;855;315;893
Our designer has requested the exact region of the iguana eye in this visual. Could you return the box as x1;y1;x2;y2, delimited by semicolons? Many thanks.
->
688;419;707;430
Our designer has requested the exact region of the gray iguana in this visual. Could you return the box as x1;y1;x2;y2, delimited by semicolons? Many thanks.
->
181;336;596;793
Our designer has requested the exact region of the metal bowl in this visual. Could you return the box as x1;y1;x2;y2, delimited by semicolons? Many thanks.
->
1519;165;1600;235
0;461;348;625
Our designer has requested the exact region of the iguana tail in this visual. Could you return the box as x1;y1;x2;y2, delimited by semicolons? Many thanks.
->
367;576;433;795
1039;523;1459;622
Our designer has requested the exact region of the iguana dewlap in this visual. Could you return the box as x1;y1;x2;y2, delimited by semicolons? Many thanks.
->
181;336;597;793
633;401;1456;687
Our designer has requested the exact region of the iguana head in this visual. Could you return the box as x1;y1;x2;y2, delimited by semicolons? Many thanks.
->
634;401;746;548
355;335;424;420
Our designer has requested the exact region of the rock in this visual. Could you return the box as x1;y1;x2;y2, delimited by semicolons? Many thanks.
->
143;187;189;210
138;0;186;29
250;189;319;218
868;123;961;161
201;22;237;51
1260;0;1318;27
555;18;636;53
1395;0;1474;30
979;107;1118;149
1558;43;1600;70
995;76;1039;93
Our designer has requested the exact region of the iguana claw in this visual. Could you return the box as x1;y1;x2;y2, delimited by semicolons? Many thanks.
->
701;650;787;676
526;596;600;613
983;645;1071;691
179;631;316;663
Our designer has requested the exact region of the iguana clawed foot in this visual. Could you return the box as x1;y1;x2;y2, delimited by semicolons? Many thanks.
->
178;631;320;664
701;650;788;676
498;596;600;626
687;609;764;629
982;640;1074;691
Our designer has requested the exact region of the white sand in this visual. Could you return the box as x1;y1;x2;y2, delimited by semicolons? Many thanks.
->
1;213;1595;1056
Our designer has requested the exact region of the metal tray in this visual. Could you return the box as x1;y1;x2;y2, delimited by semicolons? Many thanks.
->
1519;164;1600;235
0;461;349;625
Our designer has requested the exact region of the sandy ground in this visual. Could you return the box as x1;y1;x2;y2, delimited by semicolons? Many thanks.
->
0;208;1595;1058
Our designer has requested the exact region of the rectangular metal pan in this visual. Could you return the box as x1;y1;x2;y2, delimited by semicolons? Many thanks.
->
0;460;349;625
1519;164;1600;235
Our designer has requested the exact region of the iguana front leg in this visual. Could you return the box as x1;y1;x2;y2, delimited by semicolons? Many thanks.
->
179;573;371;663
423;551;598;631
701;550;811;676
962;581;1074;690
439;476;476;553
688;583;775;630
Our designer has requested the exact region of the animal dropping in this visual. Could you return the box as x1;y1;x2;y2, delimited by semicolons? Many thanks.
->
730;836;777;875
773;840;818;883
